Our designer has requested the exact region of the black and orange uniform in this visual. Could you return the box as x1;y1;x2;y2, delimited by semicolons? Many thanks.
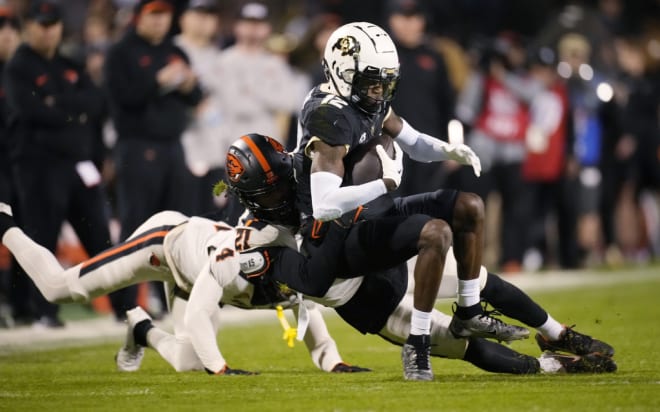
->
4;42;112;324
104;26;203;236
104;27;203;316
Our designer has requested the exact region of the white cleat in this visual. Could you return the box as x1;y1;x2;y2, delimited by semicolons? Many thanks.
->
115;307;151;372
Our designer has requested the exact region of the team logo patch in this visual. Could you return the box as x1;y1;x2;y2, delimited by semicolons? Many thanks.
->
35;74;48;87
266;136;284;153
226;153;245;182
139;55;151;67
63;69;78;84
334;35;359;57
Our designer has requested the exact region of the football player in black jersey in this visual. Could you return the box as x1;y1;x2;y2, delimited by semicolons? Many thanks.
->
289;22;527;380
223;133;616;379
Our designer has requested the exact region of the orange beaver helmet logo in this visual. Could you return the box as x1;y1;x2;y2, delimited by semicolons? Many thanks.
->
266;136;285;153
226;153;245;182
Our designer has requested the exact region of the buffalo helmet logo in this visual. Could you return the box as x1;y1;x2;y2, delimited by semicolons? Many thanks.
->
334;35;359;57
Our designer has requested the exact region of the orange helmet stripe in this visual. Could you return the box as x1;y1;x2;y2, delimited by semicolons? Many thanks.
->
240;135;275;182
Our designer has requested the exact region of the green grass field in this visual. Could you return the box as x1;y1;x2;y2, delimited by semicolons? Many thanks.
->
1;269;660;412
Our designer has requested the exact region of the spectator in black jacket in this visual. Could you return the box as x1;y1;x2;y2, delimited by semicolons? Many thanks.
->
103;0;203;319
3;0;112;328
386;0;456;197
0;5;22;328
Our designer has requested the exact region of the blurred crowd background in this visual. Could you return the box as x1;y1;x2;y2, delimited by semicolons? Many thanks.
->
0;0;658;329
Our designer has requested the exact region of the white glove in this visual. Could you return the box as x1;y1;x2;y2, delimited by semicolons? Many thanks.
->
376;141;403;191
441;143;482;177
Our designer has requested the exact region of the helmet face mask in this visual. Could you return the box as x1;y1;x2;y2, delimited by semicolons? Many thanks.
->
225;134;300;227
350;65;399;113
323;22;400;114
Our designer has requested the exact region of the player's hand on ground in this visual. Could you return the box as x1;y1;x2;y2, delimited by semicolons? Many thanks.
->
331;362;372;373
209;365;259;375
442;143;482;177
376;141;403;191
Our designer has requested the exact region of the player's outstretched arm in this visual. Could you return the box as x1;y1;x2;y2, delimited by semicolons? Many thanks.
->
185;262;257;375
384;113;482;177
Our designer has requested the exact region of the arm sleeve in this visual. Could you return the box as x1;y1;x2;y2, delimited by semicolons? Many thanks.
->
311;171;386;221
184;263;227;373
394;118;452;162
268;245;342;297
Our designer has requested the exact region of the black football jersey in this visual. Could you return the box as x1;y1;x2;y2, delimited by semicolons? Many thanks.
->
294;85;389;218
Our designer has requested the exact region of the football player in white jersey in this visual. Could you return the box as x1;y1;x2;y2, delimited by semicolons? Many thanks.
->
0;142;366;376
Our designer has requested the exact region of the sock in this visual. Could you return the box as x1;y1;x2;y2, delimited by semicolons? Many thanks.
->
409;308;431;336
454;302;483;319
463;338;540;374
457;279;481;307
133;319;154;347
480;272;548;327
537;315;564;341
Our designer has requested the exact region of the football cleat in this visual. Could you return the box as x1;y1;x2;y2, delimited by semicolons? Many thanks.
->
540;351;617;373
449;305;530;342
401;334;433;381
115;306;151;372
535;326;615;357
210;365;259;375
331;362;371;373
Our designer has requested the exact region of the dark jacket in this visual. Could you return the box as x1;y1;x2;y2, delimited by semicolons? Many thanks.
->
3;43;105;162
104;29;203;142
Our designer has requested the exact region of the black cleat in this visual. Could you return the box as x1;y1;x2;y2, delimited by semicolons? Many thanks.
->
331;362;371;373
401;334;433;381
541;351;617;373
449;304;529;342
535;326;615;357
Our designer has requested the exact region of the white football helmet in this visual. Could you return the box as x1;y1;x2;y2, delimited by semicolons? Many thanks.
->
322;22;400;114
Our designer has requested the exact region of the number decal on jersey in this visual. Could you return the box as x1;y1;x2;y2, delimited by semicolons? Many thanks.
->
215;248;235;262
235;228;251;252
321;94;348;110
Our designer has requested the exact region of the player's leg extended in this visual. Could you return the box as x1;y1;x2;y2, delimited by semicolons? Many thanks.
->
76;211;188;301
380;295;540;374
0;207;182;303
480;272;614;356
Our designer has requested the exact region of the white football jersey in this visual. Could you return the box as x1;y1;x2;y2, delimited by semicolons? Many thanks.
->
164;216;299;309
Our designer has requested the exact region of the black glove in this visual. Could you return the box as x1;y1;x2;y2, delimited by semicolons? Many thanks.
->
206;366;259;375
331;362;371;373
